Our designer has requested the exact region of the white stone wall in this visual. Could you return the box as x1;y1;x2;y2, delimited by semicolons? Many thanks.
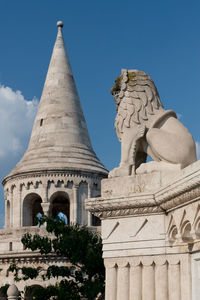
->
86;161;200;300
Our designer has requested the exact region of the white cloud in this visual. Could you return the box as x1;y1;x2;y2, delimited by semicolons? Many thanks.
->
196;141;200;160
0;84;39;228
0;84;38;169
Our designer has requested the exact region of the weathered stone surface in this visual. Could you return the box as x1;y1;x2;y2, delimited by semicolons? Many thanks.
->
86;161;200;299
101;165;180;198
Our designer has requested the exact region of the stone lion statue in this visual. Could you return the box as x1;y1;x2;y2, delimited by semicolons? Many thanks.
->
109;69;197;178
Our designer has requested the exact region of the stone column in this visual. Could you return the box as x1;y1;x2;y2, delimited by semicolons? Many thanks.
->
87;184;92;226
12;185;21;228
142;259;155;300
10;188;14;228
168;258;181;300
105;261;117;300
129;261;142;300
19;184;23;227
41;180;48;203
69;193;74;224
155;258;168;300
72;184;79;223
41;203;50;217
18;185;22;227
117;261;129;300
181;254;191;300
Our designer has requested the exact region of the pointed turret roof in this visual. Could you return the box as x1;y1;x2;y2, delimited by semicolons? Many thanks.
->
7;21;107;177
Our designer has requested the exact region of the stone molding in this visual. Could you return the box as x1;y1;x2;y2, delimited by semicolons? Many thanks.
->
0;252;68;264
3;170;103;201
3;169;106;186
86;163;200;218
86;193;162;218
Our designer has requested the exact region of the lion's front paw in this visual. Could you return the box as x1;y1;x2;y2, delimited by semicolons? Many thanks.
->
108;164;131;178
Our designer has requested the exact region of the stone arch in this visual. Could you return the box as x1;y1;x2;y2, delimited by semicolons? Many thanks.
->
66;180;73;189
34;180;42;189
56;179;64;187
181;220;192;242
50;191;70;223
168;225;178;243
24;284;43;300
27;181;34;190
11;184;16;192
20;183;25;192
23;193;43;226
47;179;54;189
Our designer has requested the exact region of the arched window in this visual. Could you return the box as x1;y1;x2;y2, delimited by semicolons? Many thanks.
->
23;193;43;226
50;191;70;223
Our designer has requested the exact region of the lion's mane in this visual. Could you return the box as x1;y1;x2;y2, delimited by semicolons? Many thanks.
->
111;70;164;140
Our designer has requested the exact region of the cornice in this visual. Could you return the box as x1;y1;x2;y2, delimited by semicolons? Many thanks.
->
0;252;68;264
86;165;200;218
86;194;163;218
3;169;107;186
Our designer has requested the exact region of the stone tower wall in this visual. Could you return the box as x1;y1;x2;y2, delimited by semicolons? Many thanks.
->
3;171;102;229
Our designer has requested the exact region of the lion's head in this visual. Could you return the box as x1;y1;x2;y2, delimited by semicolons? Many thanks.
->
111;69;163;111
111;70;164;140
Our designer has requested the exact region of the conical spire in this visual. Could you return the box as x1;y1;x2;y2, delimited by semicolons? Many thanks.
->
8;21;107;177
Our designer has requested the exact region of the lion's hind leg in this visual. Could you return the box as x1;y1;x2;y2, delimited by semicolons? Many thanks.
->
146;127;195;168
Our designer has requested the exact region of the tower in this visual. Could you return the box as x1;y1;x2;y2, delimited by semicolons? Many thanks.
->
2;21;107;230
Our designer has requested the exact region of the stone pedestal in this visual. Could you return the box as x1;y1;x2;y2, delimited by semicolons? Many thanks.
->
85;161;200;300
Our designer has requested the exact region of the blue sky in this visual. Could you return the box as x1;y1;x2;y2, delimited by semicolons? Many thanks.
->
0;0;200;227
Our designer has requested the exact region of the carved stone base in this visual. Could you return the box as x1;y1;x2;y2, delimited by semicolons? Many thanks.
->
85;160;200;300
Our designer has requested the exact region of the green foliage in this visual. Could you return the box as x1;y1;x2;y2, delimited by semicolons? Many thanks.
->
127;71;136;81
9;216;105;300
0;284;10;296
0;283;24;300
111;75;122;94
28;281;81;300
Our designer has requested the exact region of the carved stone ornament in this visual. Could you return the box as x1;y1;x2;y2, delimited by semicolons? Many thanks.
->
109;69;197;177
